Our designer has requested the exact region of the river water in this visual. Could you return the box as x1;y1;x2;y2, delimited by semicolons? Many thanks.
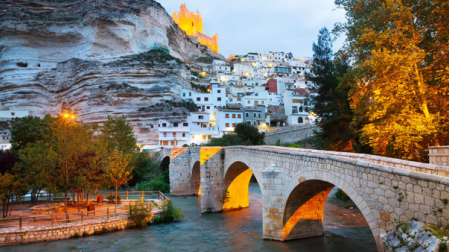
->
2;183;377;252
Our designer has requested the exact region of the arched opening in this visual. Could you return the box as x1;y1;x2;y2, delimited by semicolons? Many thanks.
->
298;117;303;124
223;161;258;211
191;161;201;195
282;179;376;249
16;62;28;67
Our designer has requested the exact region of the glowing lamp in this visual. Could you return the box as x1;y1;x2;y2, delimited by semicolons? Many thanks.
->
64;114;68;118
71;115;76;119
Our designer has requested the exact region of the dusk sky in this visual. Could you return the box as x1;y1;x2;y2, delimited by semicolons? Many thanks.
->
163;0;347;59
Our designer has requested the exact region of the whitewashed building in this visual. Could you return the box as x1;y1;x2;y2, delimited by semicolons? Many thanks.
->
284;88;315;126
214;107;244;133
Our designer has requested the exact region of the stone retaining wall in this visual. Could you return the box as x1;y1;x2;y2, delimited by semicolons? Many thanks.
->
429;146;449;167
264;125;318;145
0;215;129;247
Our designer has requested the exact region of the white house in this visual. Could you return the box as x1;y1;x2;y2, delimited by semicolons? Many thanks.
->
212;60;231;74
284;88;315;126
188;112;221;145
181;83;226;114
214;107;244;133
0;111;29;118
242;91;269;108
233;63;254;77
158;119;191;148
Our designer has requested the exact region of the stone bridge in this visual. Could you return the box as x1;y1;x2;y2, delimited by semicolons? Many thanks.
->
161;146;449;250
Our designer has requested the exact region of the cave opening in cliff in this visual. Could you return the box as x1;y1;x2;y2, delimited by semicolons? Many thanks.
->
17;62;28;67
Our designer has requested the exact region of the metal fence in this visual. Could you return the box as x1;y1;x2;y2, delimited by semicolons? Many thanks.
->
0;191;169;231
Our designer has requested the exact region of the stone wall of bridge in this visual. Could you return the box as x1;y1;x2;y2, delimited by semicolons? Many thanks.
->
166;146;449;251
264;125;318;145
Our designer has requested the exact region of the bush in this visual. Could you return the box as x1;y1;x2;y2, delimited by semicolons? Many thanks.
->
160;201;184;222
336;189;350;201
106;192;122;204
137;179;169;193
128;201;152;228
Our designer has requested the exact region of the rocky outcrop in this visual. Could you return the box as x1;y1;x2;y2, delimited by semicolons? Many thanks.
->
0;0;223;145
382;220;448;252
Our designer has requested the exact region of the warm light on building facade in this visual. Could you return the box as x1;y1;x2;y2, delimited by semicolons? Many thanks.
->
172;4;219;54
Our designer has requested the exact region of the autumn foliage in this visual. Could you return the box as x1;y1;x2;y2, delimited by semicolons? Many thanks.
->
335;0;449;160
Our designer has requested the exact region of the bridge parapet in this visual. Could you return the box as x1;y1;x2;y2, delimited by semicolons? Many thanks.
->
257;146;449;177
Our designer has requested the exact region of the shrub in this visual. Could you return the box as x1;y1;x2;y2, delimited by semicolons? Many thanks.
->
128;201;152;228
336;189;350;201
106;192;122;204
160;201;184;222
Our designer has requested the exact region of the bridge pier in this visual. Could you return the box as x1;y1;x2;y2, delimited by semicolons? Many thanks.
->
262;164;284;240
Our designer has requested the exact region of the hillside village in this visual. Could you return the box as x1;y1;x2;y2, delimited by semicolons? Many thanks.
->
155;50;317;149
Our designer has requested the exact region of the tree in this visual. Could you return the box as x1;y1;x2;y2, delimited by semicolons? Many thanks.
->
105;150;133;207
335;0;449;160
9;115;54;153
305;27;362;152
100;115;139;155
234;123;265;145
0;150;21;175
0;164;29;218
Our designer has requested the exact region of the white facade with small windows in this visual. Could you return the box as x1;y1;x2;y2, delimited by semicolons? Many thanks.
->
214;108;244;133
212;60;231;74
242;91;269;108
0;111;29;118
181;86;226;114
284;88;315;126
234;63;254;77
158;119;191;148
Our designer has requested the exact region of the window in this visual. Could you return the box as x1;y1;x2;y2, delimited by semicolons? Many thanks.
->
163;133;167;137
183;93;185;97
197;97;201;101
232;123;236;127
254;113;256;117
206;106;210;109
262;101;264;104
232;114;236;118
173;133;176;137
292;106;298;114
199;116;204;119
225;114;230;118
158;124;160;127
171;141;174;146
182;133;186;137
162;123;166;127
258;122;261;125
205;97;209;101
254;101;258;104
150;124;154;128
298;117;304;123
246;113;249;117
293;99;303;104
217;90;221;93
192;136;195;139
197;106;201;110
247;121;251;125
217;97;222;101
238;114;242;118
247;100;251;104
189;92;192;96
254;121;257;126
259;114;261;118
202;123;207;128
174;123;178;127
183;123;189;127
237;97;241;101
304;100;308;106
163;141;168;146
202;135;206;140
208;135;212;140
226;123;230;127
10;112;14;116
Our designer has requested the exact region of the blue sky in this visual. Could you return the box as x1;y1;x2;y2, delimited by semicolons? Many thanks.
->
162;0;347;59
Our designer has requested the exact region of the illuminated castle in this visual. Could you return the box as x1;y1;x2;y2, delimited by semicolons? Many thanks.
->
172;4;218;54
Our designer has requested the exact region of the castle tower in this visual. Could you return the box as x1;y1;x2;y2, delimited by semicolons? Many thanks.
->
172;5;218;54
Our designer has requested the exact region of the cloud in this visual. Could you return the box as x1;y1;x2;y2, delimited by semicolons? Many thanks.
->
163;0;347;58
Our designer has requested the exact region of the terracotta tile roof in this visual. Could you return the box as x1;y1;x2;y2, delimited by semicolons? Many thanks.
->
292;88;310;96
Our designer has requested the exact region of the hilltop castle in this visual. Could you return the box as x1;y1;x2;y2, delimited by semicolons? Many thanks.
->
172;4;218;54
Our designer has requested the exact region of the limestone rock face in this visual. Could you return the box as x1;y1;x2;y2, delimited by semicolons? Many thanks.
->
0;0;223;145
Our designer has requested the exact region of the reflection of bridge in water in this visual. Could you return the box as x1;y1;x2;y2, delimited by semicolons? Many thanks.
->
161;146;449;250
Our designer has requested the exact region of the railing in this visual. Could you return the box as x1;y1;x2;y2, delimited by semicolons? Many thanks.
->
0;191;170;232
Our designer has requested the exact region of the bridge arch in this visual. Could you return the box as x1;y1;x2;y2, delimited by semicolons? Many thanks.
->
191;161;201;195
281;170;380;249
222;154;262;211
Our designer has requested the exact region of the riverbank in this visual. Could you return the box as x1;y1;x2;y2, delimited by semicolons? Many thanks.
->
1;183;377;252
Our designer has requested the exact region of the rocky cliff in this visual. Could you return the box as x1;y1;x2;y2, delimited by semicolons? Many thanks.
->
0;0;224;145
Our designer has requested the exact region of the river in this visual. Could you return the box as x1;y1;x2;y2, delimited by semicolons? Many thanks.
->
1;183;378;252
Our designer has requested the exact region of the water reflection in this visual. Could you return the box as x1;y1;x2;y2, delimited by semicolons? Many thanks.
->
2;183;377;252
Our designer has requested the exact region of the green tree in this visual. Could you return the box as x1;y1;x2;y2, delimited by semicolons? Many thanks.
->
9;115;54;153
234;123;265;145
0;164;29;218
105;150;133;207
100;115;139;155
305;27;362;152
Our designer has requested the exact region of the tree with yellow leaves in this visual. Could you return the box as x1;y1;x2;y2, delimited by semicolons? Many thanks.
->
104;150;133;207
335;0;449;160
